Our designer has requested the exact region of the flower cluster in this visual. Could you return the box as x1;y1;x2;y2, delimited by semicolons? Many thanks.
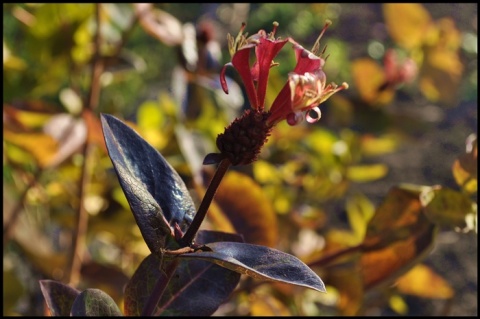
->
204;20;348;166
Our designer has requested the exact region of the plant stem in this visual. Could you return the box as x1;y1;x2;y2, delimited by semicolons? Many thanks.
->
66;3;104;286
179;158;231;247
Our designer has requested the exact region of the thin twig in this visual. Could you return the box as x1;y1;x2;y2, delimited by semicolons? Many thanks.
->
66;3;104;286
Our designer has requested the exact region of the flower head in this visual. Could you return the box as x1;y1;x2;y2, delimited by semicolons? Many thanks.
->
206;20;348;166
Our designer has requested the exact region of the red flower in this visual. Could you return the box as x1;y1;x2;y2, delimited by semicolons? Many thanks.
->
221;20;348;127
206;21;348;166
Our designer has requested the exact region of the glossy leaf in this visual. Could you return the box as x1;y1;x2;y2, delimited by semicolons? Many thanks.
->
70;288;123;316
420;186;477;233
361;186;437;290
179;241;326;293
101;113;196;252
124;230;243;316
210;170;278;247
39;280;80;316
395;263;454;299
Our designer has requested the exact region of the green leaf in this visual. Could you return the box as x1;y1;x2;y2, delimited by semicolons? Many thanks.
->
71;288;123;316
420;186;477;233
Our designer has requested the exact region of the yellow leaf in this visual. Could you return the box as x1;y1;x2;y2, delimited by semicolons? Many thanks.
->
213;170;278;247
383;3;433;50
250;291;291;316
346;193;376;241
351;58;394;106
395;263;454;299
4;129;58;168
346;164;388;182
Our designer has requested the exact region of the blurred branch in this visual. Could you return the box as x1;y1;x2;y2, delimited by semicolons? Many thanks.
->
3;168;42;246
66;3;105;287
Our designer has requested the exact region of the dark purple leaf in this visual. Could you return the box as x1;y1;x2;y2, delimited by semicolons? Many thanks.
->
179;241;326;292
39;280;80;316
124;230;243;316
101;113;196;252
70;288;123;316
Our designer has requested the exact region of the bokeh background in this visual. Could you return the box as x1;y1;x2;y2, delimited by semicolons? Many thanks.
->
3;3;477;316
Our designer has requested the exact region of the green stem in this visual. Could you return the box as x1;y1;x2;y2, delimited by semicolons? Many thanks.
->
179;158;231;247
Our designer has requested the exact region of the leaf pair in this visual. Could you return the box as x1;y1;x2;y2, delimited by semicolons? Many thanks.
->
101;114;325;315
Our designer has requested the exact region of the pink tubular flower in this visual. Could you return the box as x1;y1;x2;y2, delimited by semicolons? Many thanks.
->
221;20;348;127
206;20;348;166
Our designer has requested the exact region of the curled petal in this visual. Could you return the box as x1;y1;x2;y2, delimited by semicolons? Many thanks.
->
305;106;321;123
220;62;233;94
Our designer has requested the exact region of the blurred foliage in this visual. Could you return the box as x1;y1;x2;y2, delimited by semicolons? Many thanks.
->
3;3;477;316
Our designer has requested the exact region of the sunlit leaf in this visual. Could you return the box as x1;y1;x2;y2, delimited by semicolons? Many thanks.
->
346;193;376;241
180;241;326;293
3;130;58;168
420;186;477;233
395;263;454;299
101;113;196;252
71;288;123;316
136;100;168;150
351;58;395;106
133;3;183;46
39;280;80;316
250;290;292;316
360;134;400;157
388;294;408;315
361;186;437;290
321;262;364;316
452;134;477;193
383;3;433;50
211;170;278;247
346;164;388;182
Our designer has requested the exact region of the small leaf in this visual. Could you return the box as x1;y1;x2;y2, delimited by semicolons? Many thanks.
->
71;288;123;316
179;241;326;293
420;186;477;233
395;263;454;299
452;134;477;193
133;3;183;46
351;58;394;106
101;113;196;252
361;186;437;290
39;280;80;316
346;164;388;183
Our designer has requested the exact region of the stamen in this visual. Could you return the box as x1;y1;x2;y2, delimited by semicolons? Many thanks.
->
311;19;332;56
